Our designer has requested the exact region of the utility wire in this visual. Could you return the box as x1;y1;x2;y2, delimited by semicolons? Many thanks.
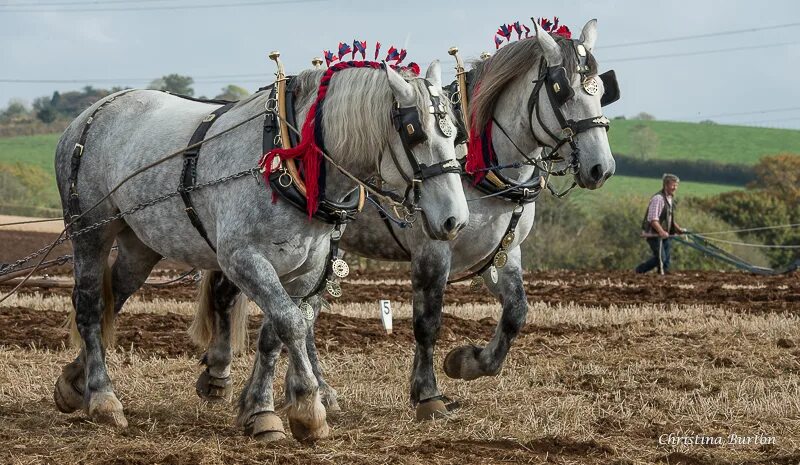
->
0;0;175;6
0;0;324;12
602;22;800;49
604;41;800;63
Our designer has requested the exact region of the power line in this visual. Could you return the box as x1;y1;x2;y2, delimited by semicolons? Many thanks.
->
0;73;266;83
602;22;800;49
0;0;175;6
603;41;800;63
0;0;324;12
689;106;800;120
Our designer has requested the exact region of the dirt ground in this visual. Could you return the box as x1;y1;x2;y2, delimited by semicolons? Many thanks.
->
1;229;799;464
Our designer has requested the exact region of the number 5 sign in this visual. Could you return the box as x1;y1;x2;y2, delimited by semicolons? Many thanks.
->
379;300;393;335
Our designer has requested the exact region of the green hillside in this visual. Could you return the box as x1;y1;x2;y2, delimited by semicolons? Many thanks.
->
570;175;741;207
0;133;61;173
608;119;800;165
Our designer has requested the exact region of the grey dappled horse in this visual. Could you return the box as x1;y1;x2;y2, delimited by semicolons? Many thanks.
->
52;61;468;441
196;20;616;421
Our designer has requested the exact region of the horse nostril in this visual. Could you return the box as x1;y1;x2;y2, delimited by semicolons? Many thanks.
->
590;163;604;183
443;216;458;233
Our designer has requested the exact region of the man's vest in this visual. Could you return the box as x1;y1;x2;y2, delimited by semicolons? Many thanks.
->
641;190;675;235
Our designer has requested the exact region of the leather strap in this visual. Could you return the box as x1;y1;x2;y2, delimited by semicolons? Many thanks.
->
67;89;138;222
448;207;523;284
179;102;236;252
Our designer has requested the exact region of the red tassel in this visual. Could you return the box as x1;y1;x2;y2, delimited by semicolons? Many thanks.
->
464;83;494;184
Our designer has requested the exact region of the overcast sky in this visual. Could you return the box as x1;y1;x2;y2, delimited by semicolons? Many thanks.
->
2;0;799;128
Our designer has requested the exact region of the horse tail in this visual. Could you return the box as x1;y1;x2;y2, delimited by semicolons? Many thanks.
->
229;294;250;354
188;271;215;349
189;270;249;354
68;264;116;348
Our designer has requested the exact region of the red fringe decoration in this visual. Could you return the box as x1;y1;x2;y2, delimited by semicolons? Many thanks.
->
260;61;385;217
464;83;496;184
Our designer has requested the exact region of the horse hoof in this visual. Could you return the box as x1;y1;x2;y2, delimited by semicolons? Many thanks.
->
88;392;128;428
289;418;330;442
245;412;286;442
288;400;330;442
443;344;485;381
54;373;85;413
195;370;231;402
415;398;449;421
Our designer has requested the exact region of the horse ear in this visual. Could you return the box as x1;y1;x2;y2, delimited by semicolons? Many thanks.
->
385;63;416;107
533;21;563;66
425;60;442;88
580;19;598;53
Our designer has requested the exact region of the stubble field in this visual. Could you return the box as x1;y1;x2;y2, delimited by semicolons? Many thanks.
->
0;230;799;464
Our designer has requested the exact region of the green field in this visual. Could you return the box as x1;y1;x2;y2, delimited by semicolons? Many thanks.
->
569;174;741;206
608;119;800;165
0;133;61;173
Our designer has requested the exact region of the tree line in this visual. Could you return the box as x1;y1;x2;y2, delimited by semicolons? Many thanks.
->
0;74;249;132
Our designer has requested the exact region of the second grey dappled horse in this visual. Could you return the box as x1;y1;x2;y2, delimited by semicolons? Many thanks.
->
52;61;467;442
195;20;617;421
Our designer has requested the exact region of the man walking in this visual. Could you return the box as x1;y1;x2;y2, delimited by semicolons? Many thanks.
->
635;173;685;274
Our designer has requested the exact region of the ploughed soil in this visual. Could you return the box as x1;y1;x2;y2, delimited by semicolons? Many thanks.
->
1;230;800;464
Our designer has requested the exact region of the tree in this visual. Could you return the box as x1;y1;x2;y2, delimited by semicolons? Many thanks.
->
214;84;249;101
148;74;194;96
32;96;56;123
749;153;800;202
1;99;29;121
629;123;659;159
634;112;656;120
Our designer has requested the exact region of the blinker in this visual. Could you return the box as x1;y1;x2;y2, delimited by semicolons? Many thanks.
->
547;66;575;106
392;104;427;147
598;69;620;107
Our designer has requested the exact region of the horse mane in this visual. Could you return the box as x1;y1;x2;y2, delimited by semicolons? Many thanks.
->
292;66;447;171
469;35;598;134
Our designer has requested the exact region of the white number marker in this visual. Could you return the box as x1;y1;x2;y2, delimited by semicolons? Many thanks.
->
379;299;393;335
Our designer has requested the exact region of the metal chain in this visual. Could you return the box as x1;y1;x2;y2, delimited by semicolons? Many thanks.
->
0;168;258;277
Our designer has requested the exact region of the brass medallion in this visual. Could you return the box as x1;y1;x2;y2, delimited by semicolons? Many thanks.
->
493;250;508;268
332;259;350;278
299;301;315;320
470;276;484;292
326;280;342;298
501;232;515;249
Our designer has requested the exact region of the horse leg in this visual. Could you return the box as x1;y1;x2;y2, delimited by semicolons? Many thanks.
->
237;314;286;442
56;229;128;427
409;243;451;420
190;270;246;402
300;295;339;412
444;246;527;380
221;247;328;442
55;228;161;414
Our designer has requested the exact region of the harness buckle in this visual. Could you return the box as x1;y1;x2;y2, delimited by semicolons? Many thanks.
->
185;206;195;213
73;144;84;157
561;127;574;139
